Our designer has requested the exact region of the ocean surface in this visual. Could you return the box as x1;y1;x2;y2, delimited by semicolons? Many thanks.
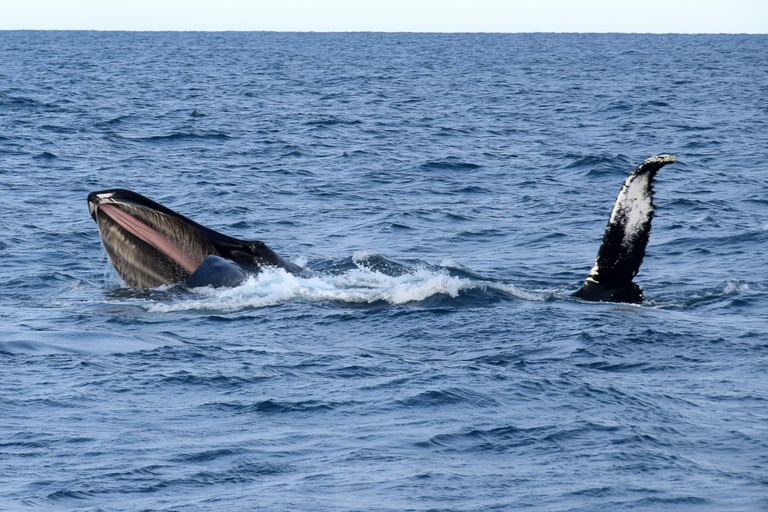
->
1;31;767;511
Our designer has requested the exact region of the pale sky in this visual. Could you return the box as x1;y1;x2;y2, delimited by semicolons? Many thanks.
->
3;0;767;33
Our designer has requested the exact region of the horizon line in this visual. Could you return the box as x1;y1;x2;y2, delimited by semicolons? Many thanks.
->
1;29;766;35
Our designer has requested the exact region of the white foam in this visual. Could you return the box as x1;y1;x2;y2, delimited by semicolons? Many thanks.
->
148;266;483;313
490;282;548;302
723;280;750;295
352;250;378;262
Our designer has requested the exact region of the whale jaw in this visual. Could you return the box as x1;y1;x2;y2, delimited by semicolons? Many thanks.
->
89;191;216;288
88;189;301;289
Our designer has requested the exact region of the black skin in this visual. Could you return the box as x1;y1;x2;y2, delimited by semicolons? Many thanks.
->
88;189;302;276
572;155;675;303
574;281;644;303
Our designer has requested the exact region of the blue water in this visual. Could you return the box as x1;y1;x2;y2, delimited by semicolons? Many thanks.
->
1;32;767;511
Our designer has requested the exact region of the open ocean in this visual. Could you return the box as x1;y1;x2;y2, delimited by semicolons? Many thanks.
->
1;31;767;511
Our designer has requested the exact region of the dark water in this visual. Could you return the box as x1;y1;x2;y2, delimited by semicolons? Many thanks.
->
1;32;767;511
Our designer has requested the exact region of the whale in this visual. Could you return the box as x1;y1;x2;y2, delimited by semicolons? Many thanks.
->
88;154;675;302
87;189;302;289
574;154;676;303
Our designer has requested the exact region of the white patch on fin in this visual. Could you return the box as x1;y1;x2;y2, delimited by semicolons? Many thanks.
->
578;155;676;303
608;171;654;249
606;155;676;252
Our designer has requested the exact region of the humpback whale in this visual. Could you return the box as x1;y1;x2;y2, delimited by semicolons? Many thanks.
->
88;154;675;302
87;189;301;289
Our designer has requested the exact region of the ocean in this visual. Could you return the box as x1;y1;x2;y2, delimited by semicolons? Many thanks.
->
1;31;767;511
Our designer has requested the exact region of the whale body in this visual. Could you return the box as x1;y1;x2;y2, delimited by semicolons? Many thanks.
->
88;154;675;301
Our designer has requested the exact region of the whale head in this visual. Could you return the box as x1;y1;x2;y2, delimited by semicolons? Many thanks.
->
88;189;296;288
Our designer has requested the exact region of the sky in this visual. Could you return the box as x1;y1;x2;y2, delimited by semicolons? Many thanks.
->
2;0;767;33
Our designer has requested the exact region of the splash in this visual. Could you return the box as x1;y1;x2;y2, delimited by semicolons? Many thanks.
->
146;262;539;313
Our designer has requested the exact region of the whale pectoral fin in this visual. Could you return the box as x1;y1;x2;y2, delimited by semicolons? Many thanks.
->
575;155;676;303
184;255;247;289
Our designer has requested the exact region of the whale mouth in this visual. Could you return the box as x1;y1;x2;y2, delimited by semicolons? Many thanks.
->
88;192;216;288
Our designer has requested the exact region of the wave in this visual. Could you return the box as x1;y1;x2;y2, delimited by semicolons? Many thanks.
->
641;279;766;315
122;132;232;143
564;154;622;170
0;93;63;112
397;388;500;409
94;115;134;127
32;151;59;160
303;116;362;127
145;254;539;313
420;158;481;171
206;399;340;415
0;330;181;355
677;280;764;310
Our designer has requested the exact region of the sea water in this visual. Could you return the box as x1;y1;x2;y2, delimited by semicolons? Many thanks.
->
1;32;767;511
